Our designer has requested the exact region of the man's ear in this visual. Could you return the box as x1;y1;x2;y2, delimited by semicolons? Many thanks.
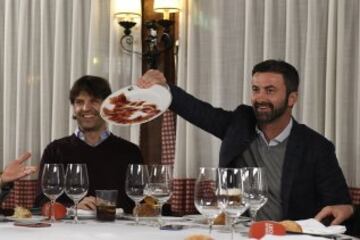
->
288;92;298;108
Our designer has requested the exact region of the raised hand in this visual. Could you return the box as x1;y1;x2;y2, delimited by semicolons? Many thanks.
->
1;152;37;184
137;69;167;89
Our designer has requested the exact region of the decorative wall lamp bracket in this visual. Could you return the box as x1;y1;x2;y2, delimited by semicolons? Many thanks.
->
115;0;179;69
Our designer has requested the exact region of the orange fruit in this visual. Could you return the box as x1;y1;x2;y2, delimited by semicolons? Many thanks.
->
41;202;67;220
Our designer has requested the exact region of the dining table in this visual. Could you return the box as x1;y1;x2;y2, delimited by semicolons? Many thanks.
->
0;215;357;240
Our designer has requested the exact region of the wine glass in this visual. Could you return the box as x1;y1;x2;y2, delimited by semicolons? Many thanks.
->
125;164;149;224
241;167;268;222
145;164;172;226
41;163;65;222
218;168;249;240
194;167;222;235
65;163;89;224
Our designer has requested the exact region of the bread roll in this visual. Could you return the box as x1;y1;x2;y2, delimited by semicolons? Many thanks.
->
133;196;159;217
12;206;32;218
213;212;225;225
279;220;303;233
185;234;214;240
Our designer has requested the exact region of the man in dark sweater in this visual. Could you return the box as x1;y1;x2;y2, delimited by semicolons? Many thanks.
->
34;76;143;214
137;60;354;224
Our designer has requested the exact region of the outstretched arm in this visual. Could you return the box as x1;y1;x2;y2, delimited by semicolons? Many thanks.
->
137;70;234;139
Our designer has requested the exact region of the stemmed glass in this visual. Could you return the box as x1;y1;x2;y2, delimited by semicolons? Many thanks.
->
241;167;268;222
218;168;249;240
41;163;65;222
125;164;149;224
194;167;222;235
65;163;89;224
145;164;172;226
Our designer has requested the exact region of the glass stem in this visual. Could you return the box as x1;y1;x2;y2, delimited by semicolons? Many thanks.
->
158;203;163;227
50;199;56;222
135;201;139;224
208;218;214;235
250;209;257;222
74;201;79;223
231;218;236;240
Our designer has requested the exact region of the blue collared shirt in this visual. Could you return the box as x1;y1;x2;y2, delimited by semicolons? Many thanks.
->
74;128;111;147
255;118;293;147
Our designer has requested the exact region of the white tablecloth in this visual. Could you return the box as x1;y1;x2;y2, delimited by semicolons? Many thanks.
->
0;219;356;240
0;219;239;240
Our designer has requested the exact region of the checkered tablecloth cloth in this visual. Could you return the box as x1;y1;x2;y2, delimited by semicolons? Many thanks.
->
350;187;360;205
161;110;176;165
1;179;38;208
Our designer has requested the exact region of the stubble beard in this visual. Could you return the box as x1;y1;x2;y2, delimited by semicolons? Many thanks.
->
76;111;106;133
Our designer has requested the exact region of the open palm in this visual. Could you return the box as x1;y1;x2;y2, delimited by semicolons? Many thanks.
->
1;152;36;183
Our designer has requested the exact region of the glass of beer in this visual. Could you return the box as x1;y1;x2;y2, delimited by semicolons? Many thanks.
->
95;190;118;221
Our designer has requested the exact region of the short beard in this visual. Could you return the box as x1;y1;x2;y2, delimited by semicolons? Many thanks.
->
253;98;288;124
79;124;103;132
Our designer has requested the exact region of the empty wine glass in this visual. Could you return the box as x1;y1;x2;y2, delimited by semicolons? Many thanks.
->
242;167;268;222
145;164;172;226
125;164;149;224
194;167;222;235
65;163;89;224
219;168;249;240
41;163;65;222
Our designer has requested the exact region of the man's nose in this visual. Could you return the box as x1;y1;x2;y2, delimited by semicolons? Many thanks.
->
253;90;267;101
82;101;92;111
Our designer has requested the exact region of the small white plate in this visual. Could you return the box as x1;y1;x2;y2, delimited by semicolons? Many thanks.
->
100;85;172;126
6;215;47;224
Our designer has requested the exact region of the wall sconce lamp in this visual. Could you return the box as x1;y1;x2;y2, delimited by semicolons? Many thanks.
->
115;0;180;69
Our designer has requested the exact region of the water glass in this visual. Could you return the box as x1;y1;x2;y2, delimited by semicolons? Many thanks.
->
41;163;65;222
145;164;172;226
194;167;222;235
65;163;89;224
219;168;249;240
242;167;268;222
125;164;149;224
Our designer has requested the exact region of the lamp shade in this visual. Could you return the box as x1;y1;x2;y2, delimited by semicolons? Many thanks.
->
114;0;141;21
153;0;180;13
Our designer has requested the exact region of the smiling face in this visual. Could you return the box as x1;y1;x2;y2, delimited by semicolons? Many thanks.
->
251;72;297;124
73;91;106;132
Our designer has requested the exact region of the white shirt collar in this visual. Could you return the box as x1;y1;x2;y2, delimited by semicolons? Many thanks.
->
256;118;293;147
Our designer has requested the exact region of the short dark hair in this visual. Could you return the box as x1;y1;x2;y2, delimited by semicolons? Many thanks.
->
252;59;299;94
69;75;112;104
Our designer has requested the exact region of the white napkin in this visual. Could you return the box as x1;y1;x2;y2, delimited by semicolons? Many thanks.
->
67;209;95;217
67;208;124;217
296;218;346;235
261;235;330;240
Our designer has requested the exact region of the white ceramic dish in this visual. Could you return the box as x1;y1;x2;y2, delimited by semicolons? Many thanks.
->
100;85;171;126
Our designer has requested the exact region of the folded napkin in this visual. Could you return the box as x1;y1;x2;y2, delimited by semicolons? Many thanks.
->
67;208;124;217
67;209;95;217
296;218;346;235
261;235;330;240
